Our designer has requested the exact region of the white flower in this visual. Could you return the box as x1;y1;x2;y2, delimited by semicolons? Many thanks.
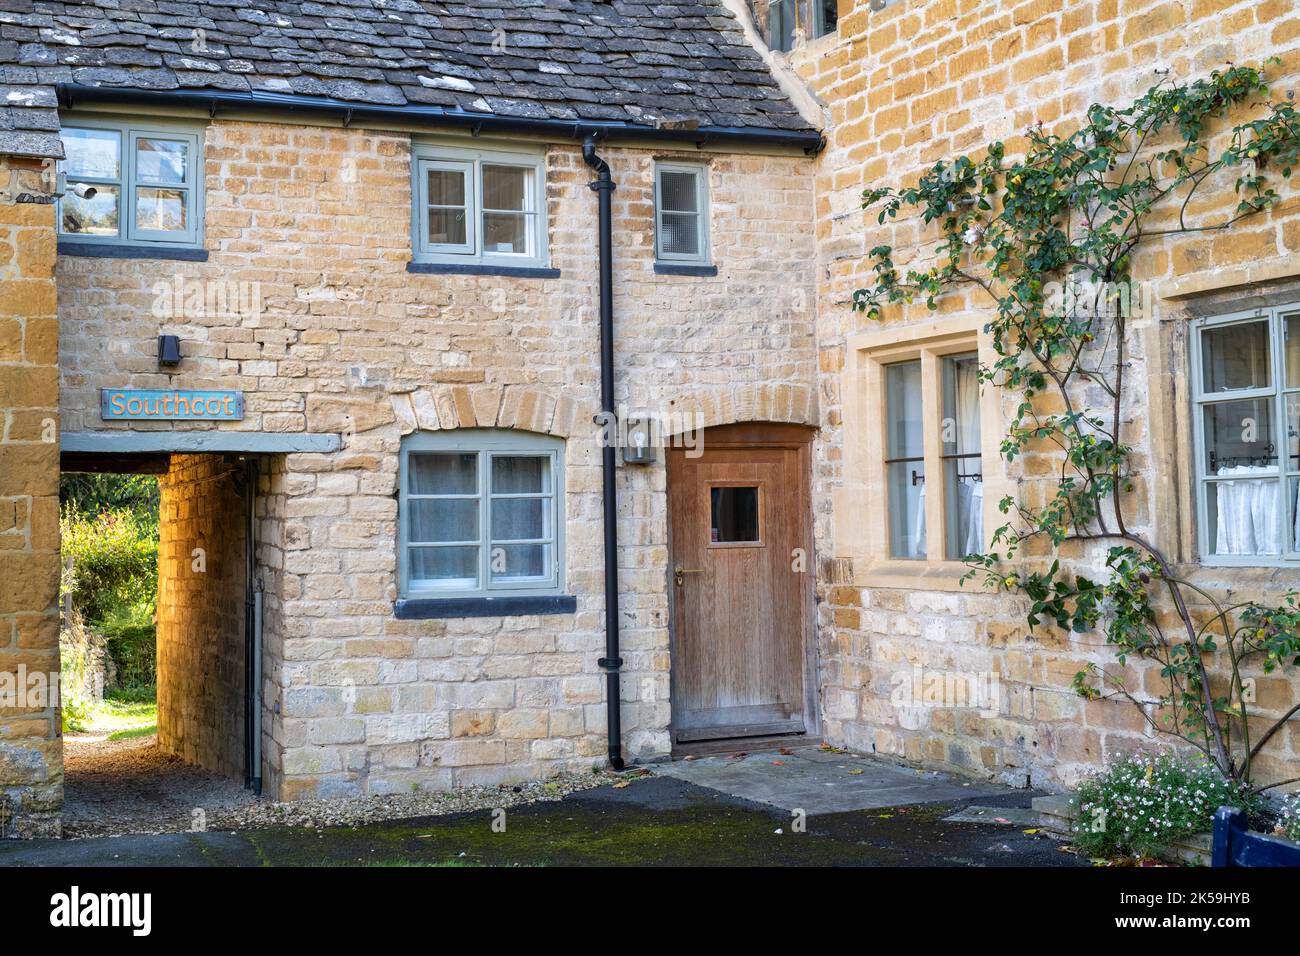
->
962;224;984;245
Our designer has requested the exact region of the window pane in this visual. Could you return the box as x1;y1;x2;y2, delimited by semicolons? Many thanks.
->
886;361;925;558
428;208;467;246
483;212;526;254
409;545;478;586
427;168;466;205
1203;399;1276;473
817;0;838;35
63;128;120;180
942;353;982;559
482;164;528;211
492;456;549;494
886;361;924;458
1201;320;1270;392
492;497;548;541
1209;477;1283;556
135;187;187;232
1291;477;1300;552
1286;314;1300;388
61;184;119;236
1287;392;1300;473
888;461;925;559
136;138;188;183
409;499;478;544
410;453;477;495
490;543;547;582
661;212;700;256
769;0;794;52
659;171;698;212
710;486;759;543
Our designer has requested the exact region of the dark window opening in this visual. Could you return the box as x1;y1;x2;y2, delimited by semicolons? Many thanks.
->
711;486;761;543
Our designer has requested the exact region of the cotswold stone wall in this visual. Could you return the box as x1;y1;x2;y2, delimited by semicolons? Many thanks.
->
156;453;248;780
793;0;1300;788
57;122;818;798
0;153;61;837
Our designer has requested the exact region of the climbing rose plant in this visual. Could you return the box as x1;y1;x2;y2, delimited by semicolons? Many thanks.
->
852;62;1300;789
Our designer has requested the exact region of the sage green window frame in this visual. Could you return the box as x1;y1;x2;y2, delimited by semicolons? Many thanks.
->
410;142;549;268
769;0;795;52
654;162;711;266
813;0;839;39
398;429;565;599
57;116;204;248
1190;304;1300;567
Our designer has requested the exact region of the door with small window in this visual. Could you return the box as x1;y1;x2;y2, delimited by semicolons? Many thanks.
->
667;424;815;744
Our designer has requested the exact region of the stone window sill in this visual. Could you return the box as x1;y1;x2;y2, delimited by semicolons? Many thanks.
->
852;559;975;592
406;261;561;278
58;241;209;262
654;262;717;277
394;594;577;619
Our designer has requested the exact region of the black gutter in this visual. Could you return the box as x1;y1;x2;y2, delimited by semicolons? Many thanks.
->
583;136;624;772
56;85;825;154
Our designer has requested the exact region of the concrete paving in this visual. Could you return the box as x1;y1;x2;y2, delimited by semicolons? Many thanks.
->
0;775;1083;867
650;746;1012;814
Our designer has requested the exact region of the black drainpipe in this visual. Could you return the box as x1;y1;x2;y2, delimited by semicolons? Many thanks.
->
583;136;624;771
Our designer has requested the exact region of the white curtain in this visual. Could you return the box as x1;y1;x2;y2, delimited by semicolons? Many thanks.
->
1214;465;1281;556
954;360;983;555
909;360;984;559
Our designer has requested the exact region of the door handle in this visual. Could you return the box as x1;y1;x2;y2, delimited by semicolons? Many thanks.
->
674;565;702;586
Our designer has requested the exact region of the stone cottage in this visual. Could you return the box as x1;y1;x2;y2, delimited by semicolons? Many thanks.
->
3;0;1300;838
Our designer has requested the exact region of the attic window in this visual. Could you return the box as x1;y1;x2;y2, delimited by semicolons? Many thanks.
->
769;0;838;52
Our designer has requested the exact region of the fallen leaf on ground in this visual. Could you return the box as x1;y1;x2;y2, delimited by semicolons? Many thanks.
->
771;759;785;765
612;781;631;789
847;769;864;776
1023;828;1039;835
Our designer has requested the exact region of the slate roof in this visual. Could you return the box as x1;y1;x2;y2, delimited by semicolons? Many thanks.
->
0;0;815;160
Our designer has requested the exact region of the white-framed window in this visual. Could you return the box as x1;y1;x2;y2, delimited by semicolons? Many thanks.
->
399;429;564;599
57;118;204;248
654;162;710;265
1191;305;1300;565
882;347;984;561
411;142;548;267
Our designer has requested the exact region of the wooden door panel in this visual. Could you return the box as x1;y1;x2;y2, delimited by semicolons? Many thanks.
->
668;428;812;743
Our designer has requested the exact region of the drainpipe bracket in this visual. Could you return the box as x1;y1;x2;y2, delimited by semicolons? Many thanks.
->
598;657;623;671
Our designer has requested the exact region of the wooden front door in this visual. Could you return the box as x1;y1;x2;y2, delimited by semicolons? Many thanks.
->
667;423;815;744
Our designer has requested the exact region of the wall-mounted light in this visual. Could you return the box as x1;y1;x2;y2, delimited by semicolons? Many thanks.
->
622;418;657;465
158;334;182;367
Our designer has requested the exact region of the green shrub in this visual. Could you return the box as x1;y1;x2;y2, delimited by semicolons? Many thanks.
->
1071;752;1262;859
97;601;157;691
61;696;91;734
61;508;158;626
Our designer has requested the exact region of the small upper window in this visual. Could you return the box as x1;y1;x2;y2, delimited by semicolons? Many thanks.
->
57;120;203;247
412;143;548;267
814;0;839;39
654;163;710;265
769;0;796;52
399;429;564;599
768;0;837;52
1192;306;1300;565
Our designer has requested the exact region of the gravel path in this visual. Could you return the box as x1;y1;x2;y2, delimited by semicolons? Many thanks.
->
61;733;616;840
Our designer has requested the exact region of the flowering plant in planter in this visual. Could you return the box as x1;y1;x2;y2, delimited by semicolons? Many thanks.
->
1071;752;1261;859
